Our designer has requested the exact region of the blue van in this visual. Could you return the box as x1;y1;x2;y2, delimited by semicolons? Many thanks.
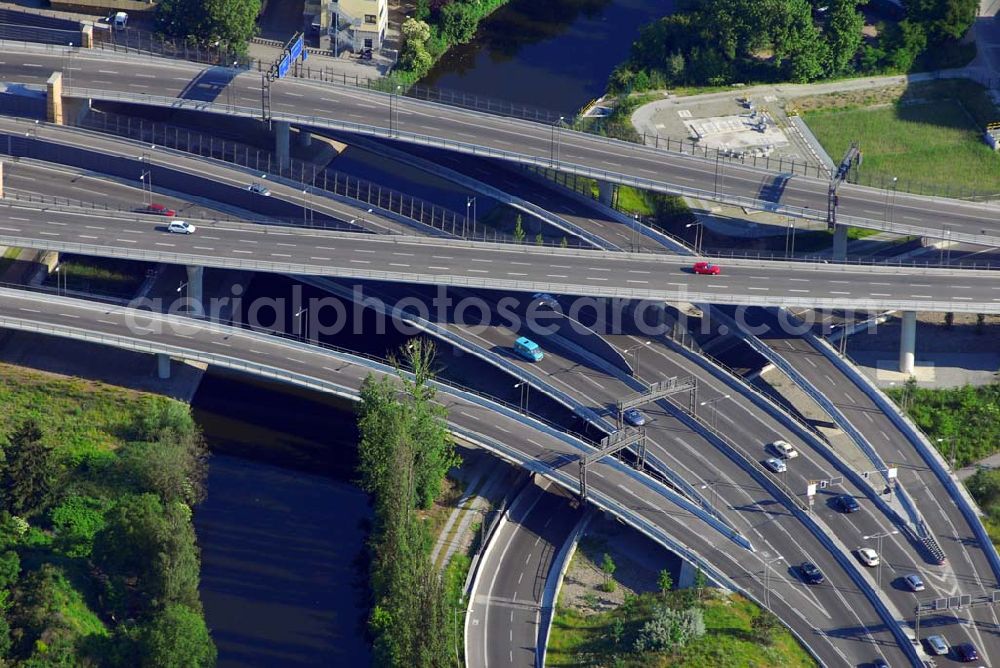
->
514;337;543;362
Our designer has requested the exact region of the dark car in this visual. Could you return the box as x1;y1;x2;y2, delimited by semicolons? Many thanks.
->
799;561;824;585
834;494;860;513
623;408;646;427
872;659;890;668
954;642;979;662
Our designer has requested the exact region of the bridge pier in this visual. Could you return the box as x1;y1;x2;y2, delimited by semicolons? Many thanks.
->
899;310;916;375
298;129;312;147
0;161;5;199
678;559;696;589
156;353;171;379
80;24;93;48
597;180;617;207
832;224;848;261
186;265;204;316
274;120;291;171
46;72;64;125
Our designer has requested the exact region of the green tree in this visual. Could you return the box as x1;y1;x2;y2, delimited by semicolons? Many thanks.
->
513;214;526;243
440;2;478;44
137;604;217;668
560;236;569;248
51;495;111;558
601;553;617;592
400;17;434;76
824;0;865;75
535;232;544;246
905;0;977;42
117;428;209;506
0;419;55;517
155;0;260;50
657;568;673;596
751;608;780;643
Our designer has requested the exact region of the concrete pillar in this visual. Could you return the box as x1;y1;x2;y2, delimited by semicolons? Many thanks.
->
297;129;312;147
46;72;64;125
80;24;93;48
899;310;916;375
274;120;290;171
832;223;848;261
597;180;616;207
678;560;696;589
0;161;5;199
186;265;204;316
157;353;171;379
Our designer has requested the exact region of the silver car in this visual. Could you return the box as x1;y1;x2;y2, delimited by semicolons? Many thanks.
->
763;457;786;473
903;573;925;592
925;634;948;656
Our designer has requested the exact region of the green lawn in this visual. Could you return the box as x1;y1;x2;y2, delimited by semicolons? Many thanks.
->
44;256;150;297
547;592;816;668
804;97;1000;198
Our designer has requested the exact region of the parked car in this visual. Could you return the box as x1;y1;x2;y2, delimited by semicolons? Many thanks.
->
248;182;271;196
770;440;798;459
167;221;196;235
799;561;824;585
763;457;786;474
903;573;925;592
953;642;979;662
924;635;949;656
623;408;646;427
143;203;176;217
692;261;721;275
834;494;860;513
856;548;879;567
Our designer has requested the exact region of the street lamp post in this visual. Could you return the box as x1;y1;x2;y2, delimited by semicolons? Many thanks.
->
714;152;723;195
301;187;312;226
176;281;188;311
699;394;730;429
685;221;704;255
631;214;640;251
294;307;308;340
937;437;956;470
863;530;899;591
763;555;785;610
699;481;720;514
550;115;565;166
54;264;65;295
785;217;797;257
884;176;898;226
514;381;530;413
466;196;477;238
623;340;651;377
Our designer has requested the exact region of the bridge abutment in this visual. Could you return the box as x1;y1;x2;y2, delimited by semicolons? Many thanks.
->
832;224;848;261
46;72;64;125
597;180;616;207
899;310;916;374
186;265;204;316
274;120;291;171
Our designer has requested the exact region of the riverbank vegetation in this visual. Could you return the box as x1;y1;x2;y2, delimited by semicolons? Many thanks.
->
356;339;463;666
966;469;1000;547
610;0;977;91
397;0;509;84
548;589;816;667
0;363;214;666
887;381;1000;467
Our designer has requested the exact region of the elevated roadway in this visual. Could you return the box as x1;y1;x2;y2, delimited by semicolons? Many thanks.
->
0;286;917;665
2;45;999;245
0;203;998;312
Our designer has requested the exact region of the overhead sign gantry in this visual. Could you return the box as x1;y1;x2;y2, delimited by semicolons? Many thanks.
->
261;32;308;123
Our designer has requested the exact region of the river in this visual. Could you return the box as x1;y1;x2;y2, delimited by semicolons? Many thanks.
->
192;370;372;667
422;0;672;115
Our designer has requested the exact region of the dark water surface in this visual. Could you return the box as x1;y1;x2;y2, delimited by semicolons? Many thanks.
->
192;371;372;667
422;0;672;115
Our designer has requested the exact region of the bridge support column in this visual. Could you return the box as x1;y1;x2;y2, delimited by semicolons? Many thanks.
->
46;72;64;125
899;310;916;375
597;180;616;207
274;120;291;171
156;353;171;379
678;560;696;589
80;24;93;48
297;129;312;147
186;265;204;316
0;161;5;199
832;224;848;261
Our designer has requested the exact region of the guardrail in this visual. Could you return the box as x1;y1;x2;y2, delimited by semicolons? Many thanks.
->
60;85;1000;247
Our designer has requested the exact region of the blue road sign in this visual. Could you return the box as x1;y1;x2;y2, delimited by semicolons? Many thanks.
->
277;54;290;79
289;34;304;62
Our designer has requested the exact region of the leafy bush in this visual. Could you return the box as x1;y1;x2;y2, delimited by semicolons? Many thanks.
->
51;495;111;558
136;604;217;668
633;604;706;653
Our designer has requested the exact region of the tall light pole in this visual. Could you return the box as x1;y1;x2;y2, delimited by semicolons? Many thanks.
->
785;217;796;257
624;340;651;377
389;84;402;137
301;187;312;226
176;281;188;311
294;307;308;340
699;481;720;514
714;152;723;195
937;437;956;470
631;213;640;251
466;196;477;238
699;394;730;429
863;530;899;591
54;264;65;295
550;115;565;166
514;381;530;413
685;221;704;255
763;555;785;610
884;176;898;226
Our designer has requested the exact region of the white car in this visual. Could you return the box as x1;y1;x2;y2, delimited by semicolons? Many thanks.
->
924;634;948;655
856;548;880;567
167;221;196;235
770;440;798;459
248;183;271;196
763;457;786;474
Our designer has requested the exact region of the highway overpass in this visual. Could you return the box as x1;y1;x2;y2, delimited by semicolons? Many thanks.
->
0;202;998;313
2;44;999;247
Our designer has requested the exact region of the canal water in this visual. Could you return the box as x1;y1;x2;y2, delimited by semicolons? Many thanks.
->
422;0;672;115
192;370;372;667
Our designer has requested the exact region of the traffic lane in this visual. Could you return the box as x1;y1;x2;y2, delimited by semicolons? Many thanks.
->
0;118;408;235
5;50;997;240
0;204;997;309
484;488;579;668
0;288;905;664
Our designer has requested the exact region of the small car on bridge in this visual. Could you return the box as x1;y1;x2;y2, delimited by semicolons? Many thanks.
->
692;261;721;275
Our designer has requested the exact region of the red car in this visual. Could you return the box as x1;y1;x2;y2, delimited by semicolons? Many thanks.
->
144;203;176;217
692;261;721;275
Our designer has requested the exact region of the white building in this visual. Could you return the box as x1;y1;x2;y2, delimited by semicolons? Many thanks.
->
332;0;387;52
